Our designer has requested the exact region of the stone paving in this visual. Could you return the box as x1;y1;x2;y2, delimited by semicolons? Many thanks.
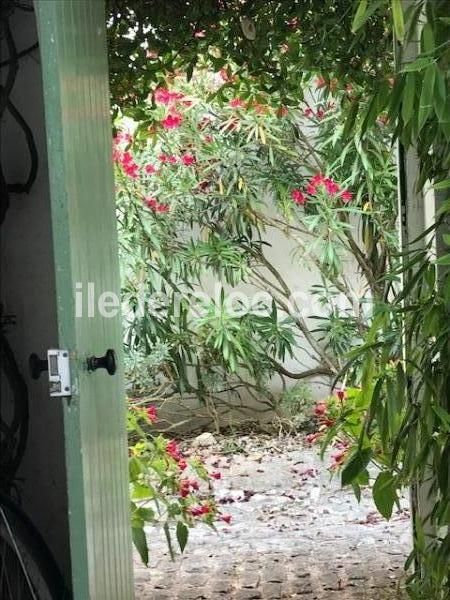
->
134;435;411;599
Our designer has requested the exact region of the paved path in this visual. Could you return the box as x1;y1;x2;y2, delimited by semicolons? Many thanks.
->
134;435;410;599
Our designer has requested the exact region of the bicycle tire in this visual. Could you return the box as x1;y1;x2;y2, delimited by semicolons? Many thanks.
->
0;493;70;599
0;329;29;488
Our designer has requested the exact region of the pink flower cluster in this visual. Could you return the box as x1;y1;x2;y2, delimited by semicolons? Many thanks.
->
179;478;200;498
303;107;325;119
145;164;158;175
154;88;184;106
330;439;350;470
162;112;183;130
189;504;211;516
144;196;170;214
158;153;196;166
229;97;246;109
117;151;139;179
166;439;182;461
291;174;352;206
146;405;158;424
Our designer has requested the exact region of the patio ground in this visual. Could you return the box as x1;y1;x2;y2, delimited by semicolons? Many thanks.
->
134;433;411;599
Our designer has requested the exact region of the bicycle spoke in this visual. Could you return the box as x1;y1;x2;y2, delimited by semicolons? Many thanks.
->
0;507;37;599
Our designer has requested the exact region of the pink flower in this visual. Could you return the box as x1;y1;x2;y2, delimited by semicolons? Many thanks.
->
315;76;326;89
204;134;213;143
158;153;177;164
334;439;350;451
181;153;196;166
211;471;222;480
113;149;122;164
220;514;232;524
146;49;159;59
146;405;158;423
310;173;326;186
120;151;139;178
193;30;206;38
178;458;188;471
330;450;347;469
155;203;170;213
179;480;190;498
291;189;306;205
166;440;182;461
161;112;183;129
314;402;327;417
144;196;157;209
316;108;325;119
154;88;184;105
189;504;210;517
145;164;157;175
341;190;353;203
219;68;236;82
305;432;322;445
229;98;246;109
114;131;132;145
144;196;170;214
306;183;316;195
323;177;340;195
303;107;313;118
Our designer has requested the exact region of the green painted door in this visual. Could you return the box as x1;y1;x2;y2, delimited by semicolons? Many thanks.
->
35;1;134;598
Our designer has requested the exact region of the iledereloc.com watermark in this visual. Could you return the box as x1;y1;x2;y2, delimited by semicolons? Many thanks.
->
75;281;367;321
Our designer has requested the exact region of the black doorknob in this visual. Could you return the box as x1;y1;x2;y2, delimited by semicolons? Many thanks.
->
29;353;48;379
86;349;117;375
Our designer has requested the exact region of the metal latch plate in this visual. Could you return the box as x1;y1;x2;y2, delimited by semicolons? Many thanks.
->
47;349;71;397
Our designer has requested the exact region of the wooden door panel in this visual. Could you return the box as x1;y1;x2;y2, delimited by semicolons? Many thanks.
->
35;1;134;598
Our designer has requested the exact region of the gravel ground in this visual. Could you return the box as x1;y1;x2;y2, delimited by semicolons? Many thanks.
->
134;433;411;599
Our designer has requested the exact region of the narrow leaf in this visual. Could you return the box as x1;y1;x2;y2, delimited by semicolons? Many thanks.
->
351;0;368;32
373;472;397;519
342;448;372;486
391;0;405;42
176;521;189;553
132;527;149;566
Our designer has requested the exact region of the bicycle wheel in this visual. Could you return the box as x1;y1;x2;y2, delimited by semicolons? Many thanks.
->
0;494;69;599
0;329;29;489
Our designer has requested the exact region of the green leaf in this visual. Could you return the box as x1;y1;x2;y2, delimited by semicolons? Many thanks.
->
129;456;143;480
132;527;149;566
434;178;450;191
342;448;372;486
352;482;361;502
176;521;189;553
372;472;397;519
438;444;450;495
418;66;436;131
352;0;384;32
401;57;434;72
351;0;368;32
401;72;415;125
391;0;405;42
421;23;435;54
